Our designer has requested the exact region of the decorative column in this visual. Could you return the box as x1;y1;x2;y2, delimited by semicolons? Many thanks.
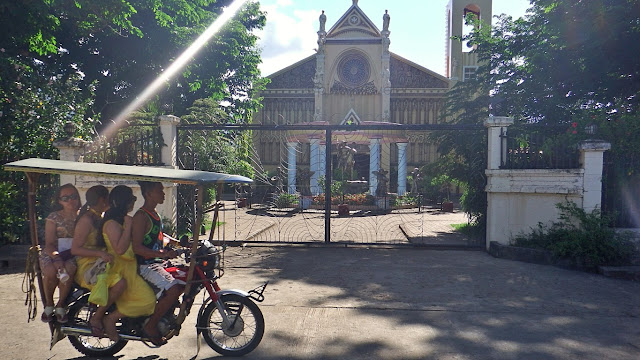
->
397;142;408;195
319;142;326;193
313;16;326;122
484;116;514;170
287;142;298;194
579;140;611;213
369;138;381;195
310;138;320;195
381;12;391;121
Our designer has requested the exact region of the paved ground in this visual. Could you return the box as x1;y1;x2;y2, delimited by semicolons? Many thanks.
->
210;202;478;246
2;245;640;360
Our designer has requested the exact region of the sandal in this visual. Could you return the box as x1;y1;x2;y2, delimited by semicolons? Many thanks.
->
54;307;68;323
41;306;54;323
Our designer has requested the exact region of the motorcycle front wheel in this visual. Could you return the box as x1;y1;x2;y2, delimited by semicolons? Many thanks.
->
199;294;265;357
67;295;128;357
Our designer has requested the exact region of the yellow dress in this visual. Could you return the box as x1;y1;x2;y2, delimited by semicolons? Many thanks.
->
103;223;156;317
75;228;121;290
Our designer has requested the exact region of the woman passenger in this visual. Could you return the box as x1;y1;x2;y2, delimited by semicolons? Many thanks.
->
40;184;80;323
100;185;156;341
72;185;126;337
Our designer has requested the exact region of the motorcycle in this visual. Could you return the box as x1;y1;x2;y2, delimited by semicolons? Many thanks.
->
59;238;268;357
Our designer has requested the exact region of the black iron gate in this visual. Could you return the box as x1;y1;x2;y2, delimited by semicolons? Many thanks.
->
176;123;484;246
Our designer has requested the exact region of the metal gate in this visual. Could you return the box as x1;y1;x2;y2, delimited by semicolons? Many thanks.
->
177;123;484;247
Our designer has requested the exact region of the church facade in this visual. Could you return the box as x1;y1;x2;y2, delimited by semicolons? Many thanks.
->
254;0;492;195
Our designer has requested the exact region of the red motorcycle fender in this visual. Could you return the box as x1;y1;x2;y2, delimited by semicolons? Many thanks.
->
196;289;251;322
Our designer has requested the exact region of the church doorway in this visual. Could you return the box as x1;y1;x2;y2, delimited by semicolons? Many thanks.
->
353;153;369;181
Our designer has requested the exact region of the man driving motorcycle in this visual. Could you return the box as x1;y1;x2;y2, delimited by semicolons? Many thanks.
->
132;181;185;346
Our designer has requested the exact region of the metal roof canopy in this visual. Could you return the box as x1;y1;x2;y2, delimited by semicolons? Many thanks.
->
3;158;253;185
4;158;250;336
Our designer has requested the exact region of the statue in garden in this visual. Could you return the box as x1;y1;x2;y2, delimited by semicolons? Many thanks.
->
296;168;314;196
373;168;389;197
411;167;421;195
271;166;284;194
336;141;357;180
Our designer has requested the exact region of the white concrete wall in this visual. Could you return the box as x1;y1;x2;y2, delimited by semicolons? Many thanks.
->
484;116;610;249
485;169;583;247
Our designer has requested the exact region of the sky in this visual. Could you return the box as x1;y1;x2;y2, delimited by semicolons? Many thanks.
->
255;0;532;77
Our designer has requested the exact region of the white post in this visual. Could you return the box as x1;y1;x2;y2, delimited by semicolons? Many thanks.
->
310;138;320;195
484;116;514;170
397;142;408;195
158;115;180;168
319;142;326;192
484;116;513;250
579;140;611;213
54;138;88;186
369;138;381;195
287;142;298;194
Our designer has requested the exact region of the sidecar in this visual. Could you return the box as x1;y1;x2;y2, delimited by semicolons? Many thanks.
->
3;158;253;352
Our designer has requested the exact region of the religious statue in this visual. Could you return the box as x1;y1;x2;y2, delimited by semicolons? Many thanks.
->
383;10;390;32
373;168;389;197
296;168;315;196
319;10;326;33
271;166;284;194
411;167;422;194
336;141;357;180
352;0;359;6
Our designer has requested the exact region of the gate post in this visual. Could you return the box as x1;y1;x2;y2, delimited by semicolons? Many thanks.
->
158;115;180;233
578;140;611;213
484;116;513;249
325;128;332;243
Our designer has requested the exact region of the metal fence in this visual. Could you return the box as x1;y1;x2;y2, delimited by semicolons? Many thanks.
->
83;124;163;166
176;123;484;246
500;125;580;169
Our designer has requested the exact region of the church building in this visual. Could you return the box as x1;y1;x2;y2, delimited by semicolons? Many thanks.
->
254;0;492;195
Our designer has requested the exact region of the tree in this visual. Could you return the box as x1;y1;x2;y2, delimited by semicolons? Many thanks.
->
437;0;640;227
0;0;267;242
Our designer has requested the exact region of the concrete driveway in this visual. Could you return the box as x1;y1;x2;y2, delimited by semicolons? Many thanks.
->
2;245;640;359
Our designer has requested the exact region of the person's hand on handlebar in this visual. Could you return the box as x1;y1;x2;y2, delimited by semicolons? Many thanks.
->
158;248;179;259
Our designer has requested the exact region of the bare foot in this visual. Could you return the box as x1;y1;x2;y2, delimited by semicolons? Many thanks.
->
89;314;104;337
102;313;120;342
143;322;166;346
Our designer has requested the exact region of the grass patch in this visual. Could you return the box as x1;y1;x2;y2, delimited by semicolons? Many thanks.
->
451;222;484;238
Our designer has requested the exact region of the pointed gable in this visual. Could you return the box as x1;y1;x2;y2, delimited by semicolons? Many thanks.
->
326;3;381;39
266;56;316;89
390;53;450;89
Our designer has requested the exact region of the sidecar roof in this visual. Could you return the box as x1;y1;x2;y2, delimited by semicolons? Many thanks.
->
3;158;253;185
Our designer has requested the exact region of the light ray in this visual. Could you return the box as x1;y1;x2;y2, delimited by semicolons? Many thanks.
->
103;0;249;138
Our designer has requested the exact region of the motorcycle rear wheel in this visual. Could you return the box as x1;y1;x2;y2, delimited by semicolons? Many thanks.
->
199;294;265;357
67;295;128;357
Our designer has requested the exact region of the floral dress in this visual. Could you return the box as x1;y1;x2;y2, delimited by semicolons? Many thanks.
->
39;211;76;268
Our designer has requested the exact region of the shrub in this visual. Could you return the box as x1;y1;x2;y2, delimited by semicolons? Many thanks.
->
273;193;298;208
511;201;637;270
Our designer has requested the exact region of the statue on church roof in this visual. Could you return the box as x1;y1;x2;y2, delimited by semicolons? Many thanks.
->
353;0;359;6
383;10;390;32
319;10;326;32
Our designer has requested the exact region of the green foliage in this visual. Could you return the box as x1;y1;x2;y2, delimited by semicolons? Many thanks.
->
393;194;418;207
511;201;637;270
0;181;25;244
274;192;298;209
